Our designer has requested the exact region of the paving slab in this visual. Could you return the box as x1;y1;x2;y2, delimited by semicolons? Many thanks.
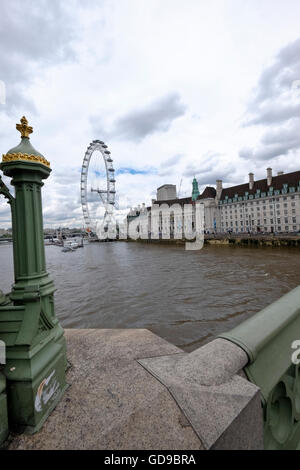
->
7;329;204;450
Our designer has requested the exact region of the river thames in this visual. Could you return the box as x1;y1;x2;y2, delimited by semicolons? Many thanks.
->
0;242;299;352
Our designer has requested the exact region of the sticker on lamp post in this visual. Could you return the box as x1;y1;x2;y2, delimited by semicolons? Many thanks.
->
0;81;5;105
291;340;300;365
35;370;60;412
0;340;5;364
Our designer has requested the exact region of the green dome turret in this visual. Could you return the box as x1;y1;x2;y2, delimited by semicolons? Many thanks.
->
2;116;50;168
192;177;200;201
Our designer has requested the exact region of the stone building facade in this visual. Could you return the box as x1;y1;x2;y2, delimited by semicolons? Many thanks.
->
156;184;177;201
217;169;300;234
127;168;300;235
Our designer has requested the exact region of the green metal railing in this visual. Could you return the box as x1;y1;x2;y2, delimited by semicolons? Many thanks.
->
219;286;300;450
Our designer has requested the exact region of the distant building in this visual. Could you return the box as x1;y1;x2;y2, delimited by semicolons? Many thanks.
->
156;184;177;201
127;168;300;236
153;184;217;234
217;169;300;234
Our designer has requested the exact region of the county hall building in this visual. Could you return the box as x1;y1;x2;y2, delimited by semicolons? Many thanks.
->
128;168;300;235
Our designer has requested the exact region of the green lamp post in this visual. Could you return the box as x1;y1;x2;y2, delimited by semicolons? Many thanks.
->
0;117;67;434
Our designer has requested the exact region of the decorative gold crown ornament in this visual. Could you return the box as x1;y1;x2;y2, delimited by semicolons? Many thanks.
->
16;116;33;138
2;153;50;167
2;116;50;168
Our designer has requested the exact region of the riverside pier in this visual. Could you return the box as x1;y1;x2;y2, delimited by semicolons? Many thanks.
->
126;233;300;248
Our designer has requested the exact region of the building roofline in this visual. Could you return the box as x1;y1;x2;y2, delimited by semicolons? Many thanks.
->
219;170;300;200
156;184;176;190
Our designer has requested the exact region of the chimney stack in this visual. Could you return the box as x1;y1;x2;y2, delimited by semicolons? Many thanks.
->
267;168;272;186
216;179;223;199
249;172;254;190
277;171;284;176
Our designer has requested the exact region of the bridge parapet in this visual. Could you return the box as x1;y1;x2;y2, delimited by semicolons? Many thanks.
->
219;286;300;449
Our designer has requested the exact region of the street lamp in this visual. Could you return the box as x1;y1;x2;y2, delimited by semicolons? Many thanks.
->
0;117;67;434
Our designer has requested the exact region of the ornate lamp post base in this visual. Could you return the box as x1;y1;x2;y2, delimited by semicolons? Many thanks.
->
6;333;68;434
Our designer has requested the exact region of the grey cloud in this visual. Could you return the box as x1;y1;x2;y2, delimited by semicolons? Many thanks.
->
0;218;11;226
0;0;78;112
196;168;234;186
158;168;173;177
239;147;253;160
53;168;82;186
183;165;198;177
99;93;187;141
182;152;224;178
249;37;300;109
245;103;300;126
241;37;300;162
160;154;183;169
158;153;184;176
239;119;300;161
262;120;300;146
43;201;80;224
239;144;293;161
44;212;77;223
183;164;234;185
0;204;10;215
0;202;12;226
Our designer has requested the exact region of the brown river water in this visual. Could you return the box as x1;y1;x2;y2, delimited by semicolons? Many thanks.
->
0;241;299;352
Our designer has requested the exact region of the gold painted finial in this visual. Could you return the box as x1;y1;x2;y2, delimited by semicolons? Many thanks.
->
16;116;33;138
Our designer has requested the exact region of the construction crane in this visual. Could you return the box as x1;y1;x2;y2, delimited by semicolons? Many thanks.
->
178;178;183;198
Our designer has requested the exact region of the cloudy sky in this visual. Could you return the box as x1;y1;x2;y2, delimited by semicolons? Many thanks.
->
1;0;300;228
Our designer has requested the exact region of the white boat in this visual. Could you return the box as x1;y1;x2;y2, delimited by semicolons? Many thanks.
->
64;240;79;249
61;246;74;253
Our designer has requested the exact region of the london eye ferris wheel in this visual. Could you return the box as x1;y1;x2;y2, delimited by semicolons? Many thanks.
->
80;140;116;234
